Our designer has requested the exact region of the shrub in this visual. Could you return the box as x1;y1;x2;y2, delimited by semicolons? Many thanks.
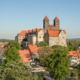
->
34;58;39;62
42;72;46;77
71;72;78;77
37;41;48;47
23;37;27;41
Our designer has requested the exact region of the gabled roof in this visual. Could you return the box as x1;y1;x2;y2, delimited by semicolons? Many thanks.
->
19;50;30;58
33;29;36;32
0;42;8;48
76;50;80;58
63;30;66;34
55;16;59;20
69;51;79;59
28;45;38;53
48;30;60;37
21;59;30;63
49;25;54;27
44;16;49;20
29;30;32;33
18;30;28;36
48;30;66;37
37;28;45;32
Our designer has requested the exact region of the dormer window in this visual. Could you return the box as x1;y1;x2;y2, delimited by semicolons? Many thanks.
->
25;54;29;57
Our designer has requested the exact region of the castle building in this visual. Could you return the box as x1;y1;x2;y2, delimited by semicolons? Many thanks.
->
15;16;67;48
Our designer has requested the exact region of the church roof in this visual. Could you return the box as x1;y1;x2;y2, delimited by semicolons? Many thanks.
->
18;30;28;36
48;30;66;37
55;16;59;20
37;28;45;32
44;16;49;20
49;25;55;27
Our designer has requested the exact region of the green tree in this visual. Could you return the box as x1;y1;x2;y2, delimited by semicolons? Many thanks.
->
0;61;31;80
23;37;27;41
32;73;43;80
46;49;70;80
42;72;46;77
67;43;78;51
69;40;80;46
1;47;21;65
4;41;21;50
77;64;80;72
13;41;21;50
38;47;53;66
37;41;48;47
51;45;68;50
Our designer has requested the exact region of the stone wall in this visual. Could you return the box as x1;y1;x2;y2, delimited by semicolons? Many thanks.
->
36;30;44;43
48;30;67;47
48;37;59;47
17;36;26;44
58;30;67;47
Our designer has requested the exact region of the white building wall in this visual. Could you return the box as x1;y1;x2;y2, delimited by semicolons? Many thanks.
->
37;30;44;43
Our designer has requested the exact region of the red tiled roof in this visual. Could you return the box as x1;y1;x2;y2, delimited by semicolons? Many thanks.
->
49;25;54;27
18;30;28;36
69;51;79;59
63;30;66;34
33;29;36;32
37;29;45;32
21;59;30;63
28;45;38;53
19;50;30;58
0;42;8;48
44;16;49;20
48;30;60;37
29;30;32;33
76;50;80;58
55;16;59;20
48;30;66;37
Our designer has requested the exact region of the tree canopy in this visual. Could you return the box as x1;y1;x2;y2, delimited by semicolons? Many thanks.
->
46;49;70;80
37;41;48;47
38;47;53;66
1;47;21;65
4;41;21;50
51;45;68;50
0;62;31;80
23;37;27;41
67;42;78;51
69;40;80;46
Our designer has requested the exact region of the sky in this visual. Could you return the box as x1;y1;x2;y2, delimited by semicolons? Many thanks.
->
0;0;80;40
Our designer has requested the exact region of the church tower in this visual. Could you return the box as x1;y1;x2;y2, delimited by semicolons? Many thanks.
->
43;16;49;32
54;16;59;30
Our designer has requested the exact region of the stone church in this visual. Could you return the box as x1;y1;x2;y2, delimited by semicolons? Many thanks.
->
15;16;67;48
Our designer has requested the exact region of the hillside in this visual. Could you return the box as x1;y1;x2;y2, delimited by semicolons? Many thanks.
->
66;38;80;42
0;39;14;42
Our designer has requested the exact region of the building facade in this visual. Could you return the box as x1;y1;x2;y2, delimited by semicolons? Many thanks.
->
15;16;67;47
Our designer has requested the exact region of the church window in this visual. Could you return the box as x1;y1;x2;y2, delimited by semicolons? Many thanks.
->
39;36;41;38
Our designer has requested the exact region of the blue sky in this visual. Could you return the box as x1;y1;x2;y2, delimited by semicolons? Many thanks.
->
0;0;80;40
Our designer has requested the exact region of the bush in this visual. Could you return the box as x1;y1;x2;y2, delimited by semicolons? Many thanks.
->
42;72;46;77
23;37;27;41
51;45;68;50
37;41;48;47
71;72;78;77
34;58;39;62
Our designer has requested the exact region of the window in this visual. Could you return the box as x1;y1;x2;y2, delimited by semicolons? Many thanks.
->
25;54;29;57
43;36;44;38
73;53;76;54
39;36;41;38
